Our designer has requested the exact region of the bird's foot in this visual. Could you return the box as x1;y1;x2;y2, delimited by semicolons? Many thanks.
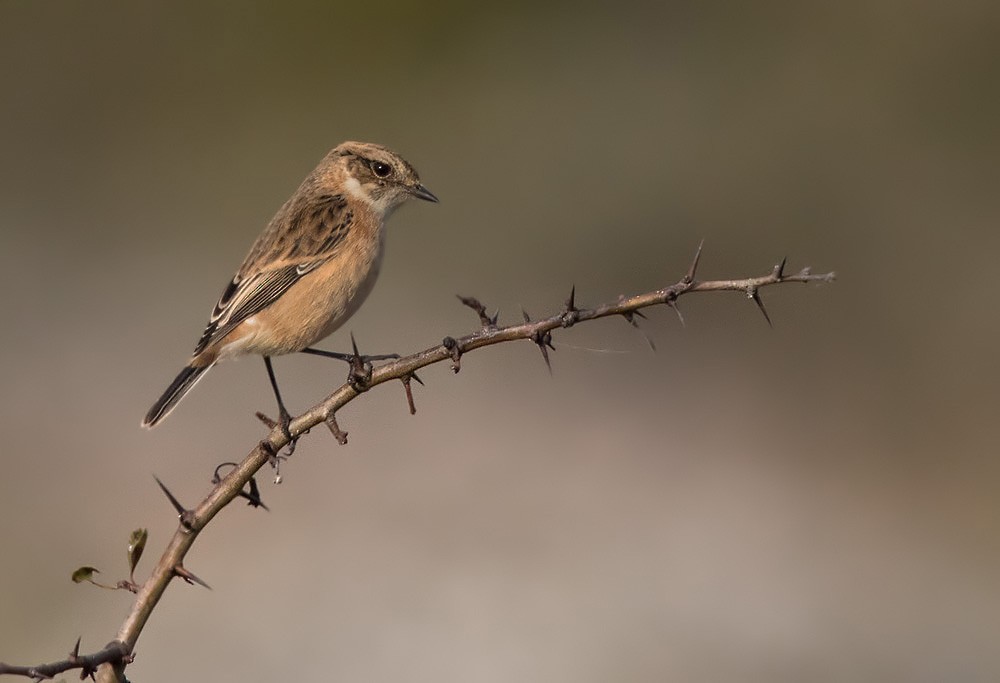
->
301;335;397;392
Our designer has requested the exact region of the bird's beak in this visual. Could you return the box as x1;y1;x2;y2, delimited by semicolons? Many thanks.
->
410;183;439;203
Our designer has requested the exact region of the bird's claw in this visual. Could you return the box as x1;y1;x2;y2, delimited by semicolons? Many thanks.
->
277;408;297;456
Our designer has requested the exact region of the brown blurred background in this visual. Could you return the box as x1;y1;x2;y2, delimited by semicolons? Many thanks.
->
1;1;998;681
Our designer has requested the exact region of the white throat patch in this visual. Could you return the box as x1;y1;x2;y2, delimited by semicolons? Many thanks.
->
343;176;369;204
343;175;395;216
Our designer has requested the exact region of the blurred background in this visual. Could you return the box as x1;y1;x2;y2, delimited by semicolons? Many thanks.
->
1;1;998;681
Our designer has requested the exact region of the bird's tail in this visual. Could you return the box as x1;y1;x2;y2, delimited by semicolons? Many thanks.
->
142;363;214;428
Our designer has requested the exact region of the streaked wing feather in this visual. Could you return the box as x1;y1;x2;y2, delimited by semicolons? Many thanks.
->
193;266;302;354
191;193;353;356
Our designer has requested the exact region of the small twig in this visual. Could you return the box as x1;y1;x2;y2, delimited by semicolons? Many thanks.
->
457;295;499;329
325;413;349;445
400;373;422;415
0;639;131;682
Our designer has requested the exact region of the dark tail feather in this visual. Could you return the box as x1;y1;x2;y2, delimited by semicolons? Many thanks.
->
142;363;213;428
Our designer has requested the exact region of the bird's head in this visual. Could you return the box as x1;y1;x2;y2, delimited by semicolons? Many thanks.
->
327;141;438;216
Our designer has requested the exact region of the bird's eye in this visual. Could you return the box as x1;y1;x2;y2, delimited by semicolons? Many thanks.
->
371;161;392;178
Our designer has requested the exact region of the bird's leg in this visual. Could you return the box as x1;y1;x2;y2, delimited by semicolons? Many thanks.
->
301;334;396;391
263;356;296;455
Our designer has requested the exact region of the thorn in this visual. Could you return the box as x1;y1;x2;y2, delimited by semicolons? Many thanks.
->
538;342;552;373
529;329;555;374
239;476;269;511
255;412;277;429
524;306;554;369
401;374;418;415
325;413;349;445
748;287;773;327
350;332;360;357
70;636;81;661
665;297;686;328
411;371;425;386
684;239;705;284
775;256;787;279
174;565;212;590
153;475;193;529
622;311;656;351
442;336;462;373
560;285;580;327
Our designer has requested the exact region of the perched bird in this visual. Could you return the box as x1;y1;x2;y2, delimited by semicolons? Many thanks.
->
142;141;437;431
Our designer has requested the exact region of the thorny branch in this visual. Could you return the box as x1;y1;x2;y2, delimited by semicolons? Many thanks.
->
0;246;833;682
0;639;131;682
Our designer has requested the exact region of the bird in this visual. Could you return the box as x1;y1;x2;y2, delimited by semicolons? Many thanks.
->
142;141;438;433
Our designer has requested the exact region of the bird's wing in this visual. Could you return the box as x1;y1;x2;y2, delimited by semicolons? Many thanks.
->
191;193;353;356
